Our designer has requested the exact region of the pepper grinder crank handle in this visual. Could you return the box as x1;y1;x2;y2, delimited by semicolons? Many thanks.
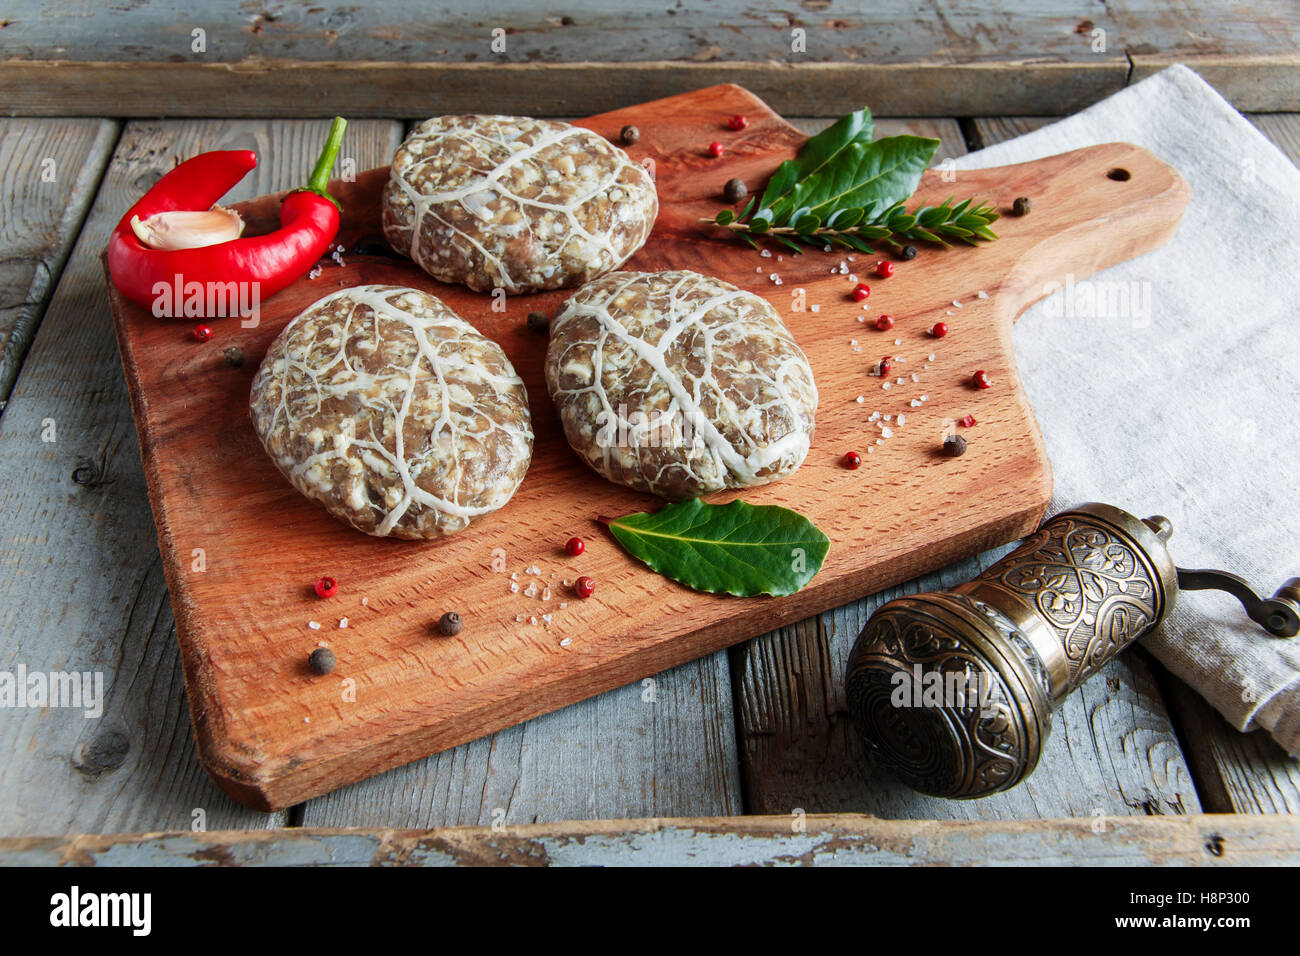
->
845;502;1299;799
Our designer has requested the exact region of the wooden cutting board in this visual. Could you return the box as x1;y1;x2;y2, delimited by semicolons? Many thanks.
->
105;85;1189;811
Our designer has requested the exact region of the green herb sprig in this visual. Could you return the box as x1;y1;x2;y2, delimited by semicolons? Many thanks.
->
701;108;999;254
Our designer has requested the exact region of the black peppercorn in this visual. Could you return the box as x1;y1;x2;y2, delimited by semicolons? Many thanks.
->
620;125;640;146
1012;196;1032;216
899;244;917;261
438;611;463;636
223;346;244;367
308;647;336;675
526;310;550;335
943;434;968;457
723;178;747;203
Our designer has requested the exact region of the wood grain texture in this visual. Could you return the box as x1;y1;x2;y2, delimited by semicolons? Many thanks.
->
0;0;1132;65
4;814;1295;867
299;653;741;827
0;118;402;836
0;118;117;411
105;86;1190;811
0;60;1129;121
4;1;1298;114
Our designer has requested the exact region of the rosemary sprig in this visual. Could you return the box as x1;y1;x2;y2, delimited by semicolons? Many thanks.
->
700;107;999;255
703;195;1000;254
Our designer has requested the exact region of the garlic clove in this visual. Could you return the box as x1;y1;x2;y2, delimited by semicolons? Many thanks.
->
130;205;245;251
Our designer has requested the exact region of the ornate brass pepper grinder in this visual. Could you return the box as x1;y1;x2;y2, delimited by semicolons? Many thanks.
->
845;503;1300;799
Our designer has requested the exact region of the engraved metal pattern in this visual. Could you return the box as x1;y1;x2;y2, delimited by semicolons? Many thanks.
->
967;597;1053;704
972;516;1162;690
845;601;1031;798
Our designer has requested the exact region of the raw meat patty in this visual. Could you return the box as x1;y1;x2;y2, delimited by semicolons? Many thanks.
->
545;270;818;500
249;285;533;539
382;115;658;294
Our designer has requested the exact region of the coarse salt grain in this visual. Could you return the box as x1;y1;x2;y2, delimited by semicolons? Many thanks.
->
761;249;772;258
543;587;551;601
855;395;865;403
884;414;893;422
897;413;907;426
361;597;368;606
308;621;320;630
910;399;922;407
928;353;936;361
953;299;963;308
308;265;323;279
559;602;568;609
977;290;989;299
526;565;540;575
560;637;572;647
530;616;538;626
882;382;892;390
339;618;348;628
881;426;894;438
510;581;519;593
911;373;920;382
896;377;905;385
894;338;902;345
811;304;820;313
542;614;553;624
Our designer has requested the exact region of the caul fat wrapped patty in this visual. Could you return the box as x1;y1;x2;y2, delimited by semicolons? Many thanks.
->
382;115;658;294
249;285;533;539
545;270;818;500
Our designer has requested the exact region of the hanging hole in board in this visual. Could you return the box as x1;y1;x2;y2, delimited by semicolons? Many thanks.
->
1106;167;1132;181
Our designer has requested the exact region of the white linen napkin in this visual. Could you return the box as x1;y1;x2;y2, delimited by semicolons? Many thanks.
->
952;65;1300;756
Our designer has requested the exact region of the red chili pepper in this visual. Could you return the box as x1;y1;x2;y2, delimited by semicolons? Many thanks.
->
107;117;348;317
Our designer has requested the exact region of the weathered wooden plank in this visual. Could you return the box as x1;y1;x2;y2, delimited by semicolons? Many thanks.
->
4;814;1296;866
0;60;1129;120
0;118;116;412
4;1;1297;115
732;115;1199;820
0;118;402;835
299;653;741;827
0;0;1133;65
1116;0;1300;110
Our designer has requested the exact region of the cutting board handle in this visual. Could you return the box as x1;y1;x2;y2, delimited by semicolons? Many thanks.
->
922;142;1191;327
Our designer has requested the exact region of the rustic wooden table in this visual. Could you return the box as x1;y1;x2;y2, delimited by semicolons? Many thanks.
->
1;2;1298;865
